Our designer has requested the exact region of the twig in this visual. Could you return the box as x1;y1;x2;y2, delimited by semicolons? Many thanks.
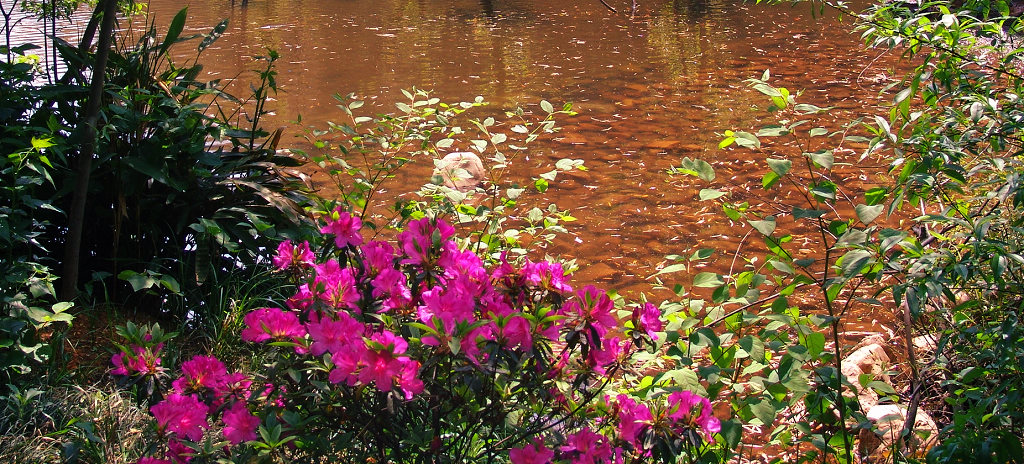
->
598;0;618;13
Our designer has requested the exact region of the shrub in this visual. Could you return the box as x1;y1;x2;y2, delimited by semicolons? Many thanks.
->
113;213;732;463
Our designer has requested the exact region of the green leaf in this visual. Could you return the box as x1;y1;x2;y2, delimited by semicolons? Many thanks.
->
793;207;826;219
199;18;229;53
838;249;873;278
161;8;188;52
805;150;834;169
699;189;727;201
675;157;716;181
118;271;158;293
748;217;777;236
762;170;781;190
768;259;793;274
160;275;181;294
30;137;54;149
766;158;792;176
863;188;887;208
749;397;777;425
795;258;816;267
804;332;826;358
809;127;829;137
794;103;830;114
868;380;897;395
690;248;714;260
540;100;554;113
893;87;913;105
757;125;790;137
654;263;688;276
733;131;761;149
855;204;884;225
693;272;724;288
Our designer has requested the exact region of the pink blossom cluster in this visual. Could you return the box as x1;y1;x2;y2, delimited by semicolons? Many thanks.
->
131;212;682;462
111;343;164;377
507;390;721;464
667;390;722;440
273;214;670;399
137;354;262;463
272;239;315;272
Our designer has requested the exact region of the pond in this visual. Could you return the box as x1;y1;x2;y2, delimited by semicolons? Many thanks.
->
47;0;905;330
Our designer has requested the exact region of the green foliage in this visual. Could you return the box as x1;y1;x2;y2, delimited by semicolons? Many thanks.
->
299;89;580;259
0;10;318;324
669;0;1024;449
0;49;74;385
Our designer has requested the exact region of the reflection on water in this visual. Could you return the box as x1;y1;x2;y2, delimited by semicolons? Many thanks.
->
10;0;903;327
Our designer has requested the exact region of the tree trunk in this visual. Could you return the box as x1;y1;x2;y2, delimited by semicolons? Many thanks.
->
60;0;117;300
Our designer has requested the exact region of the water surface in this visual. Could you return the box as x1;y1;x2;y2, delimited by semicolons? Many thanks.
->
39;0;905;329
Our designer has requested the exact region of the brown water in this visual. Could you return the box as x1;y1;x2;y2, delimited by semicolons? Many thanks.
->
30;0;904;329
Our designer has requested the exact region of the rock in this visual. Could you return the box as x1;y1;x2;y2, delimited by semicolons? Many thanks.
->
859;404;939;462
843;343;891;384
840;343;891;411
435;152;486;192
912;334;937;353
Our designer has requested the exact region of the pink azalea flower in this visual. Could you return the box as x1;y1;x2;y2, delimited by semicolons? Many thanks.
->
588;335;626;374
165;438;192;464
111;352;129;376
371;267;412;312
632;302;663;340
240;307;306;344
613;394;653;447
222;402;260;444
521;259;573;293
171;355;226;394
320;208;363;248
272;240;315;271
561;285;617;337
342;331;423;399
150;394;209;441
439;243;490;295
396;360;424;400
501;315;533;350
286;283;315;311
417;284;476;346
668;390;720;441
483;294;532;350
314;260;359;310
509;438;554;464
489;251;518;287
112;345;163;377
397;217;455;266
560;427;612;464
361;240;395;276
328;345;365;386
358;331;408;389
212;372;253;403
306;311;365;356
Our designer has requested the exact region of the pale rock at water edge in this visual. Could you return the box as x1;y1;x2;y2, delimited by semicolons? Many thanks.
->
435;152;486;193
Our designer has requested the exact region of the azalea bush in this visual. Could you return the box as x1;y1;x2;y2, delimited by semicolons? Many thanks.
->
112;211;731;463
